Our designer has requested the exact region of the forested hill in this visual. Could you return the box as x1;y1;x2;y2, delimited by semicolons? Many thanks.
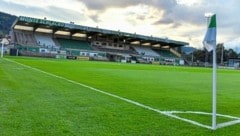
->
0;12;17;37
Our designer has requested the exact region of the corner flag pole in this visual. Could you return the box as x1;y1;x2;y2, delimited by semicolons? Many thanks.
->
203;13;217;130
212;43;217;130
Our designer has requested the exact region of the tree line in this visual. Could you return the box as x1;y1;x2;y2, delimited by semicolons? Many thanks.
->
184;43;240;65
0;12;17;37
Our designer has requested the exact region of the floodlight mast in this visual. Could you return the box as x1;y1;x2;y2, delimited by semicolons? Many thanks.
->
205;12;217;130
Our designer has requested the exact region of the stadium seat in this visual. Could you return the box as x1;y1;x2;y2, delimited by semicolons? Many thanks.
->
133;46;159;57
154;49;178;58
57;38;92;50
35;33;57;49
14;30;36;46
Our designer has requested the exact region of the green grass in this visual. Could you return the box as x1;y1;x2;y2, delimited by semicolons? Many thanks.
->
1;56;240;135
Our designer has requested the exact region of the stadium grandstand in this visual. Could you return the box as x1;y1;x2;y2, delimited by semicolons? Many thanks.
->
10;16;188;64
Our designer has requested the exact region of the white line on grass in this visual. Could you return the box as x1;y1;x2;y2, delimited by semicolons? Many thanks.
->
5;58;240;130
217;119;240;129
166;111;240;129
168;111;240;120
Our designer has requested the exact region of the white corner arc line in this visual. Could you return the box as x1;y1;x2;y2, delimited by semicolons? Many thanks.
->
166;110;240;129
168;111;240;120
5;58;240;130
217;119;240;129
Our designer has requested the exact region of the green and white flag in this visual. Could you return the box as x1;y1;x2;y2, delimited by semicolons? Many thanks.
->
203;14;216;52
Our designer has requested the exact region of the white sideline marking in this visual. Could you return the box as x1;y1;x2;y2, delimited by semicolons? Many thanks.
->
5;58;240;130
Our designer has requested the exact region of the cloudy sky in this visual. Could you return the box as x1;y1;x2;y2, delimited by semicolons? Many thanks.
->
0;0;240;49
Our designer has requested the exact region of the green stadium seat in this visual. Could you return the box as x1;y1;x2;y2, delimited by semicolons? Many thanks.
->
57;38;92;50
154;49;178;58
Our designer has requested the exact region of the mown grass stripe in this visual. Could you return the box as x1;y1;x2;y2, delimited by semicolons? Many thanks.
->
4;58;215;130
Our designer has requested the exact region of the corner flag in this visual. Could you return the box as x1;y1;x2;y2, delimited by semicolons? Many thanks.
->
203;14;216;52
203;14;217;130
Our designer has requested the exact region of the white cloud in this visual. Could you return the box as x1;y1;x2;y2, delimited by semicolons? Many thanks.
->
0;0;240;51
88;5;161;35
2;0;86;14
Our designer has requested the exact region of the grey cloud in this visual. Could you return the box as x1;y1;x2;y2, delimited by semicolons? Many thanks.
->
78;0;177;23
153;17;181;29
78;0;206;28
0;1;86;23
2;0;240;48
44;6;86;23
89;14;100;22
78;0;144;10
153;18;174;25
136;15;146;20
152;1;209;28
170;22;182;28
0;1;43;17
78;0;177;12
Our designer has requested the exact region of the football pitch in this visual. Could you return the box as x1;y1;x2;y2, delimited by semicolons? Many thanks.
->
0;56;240;135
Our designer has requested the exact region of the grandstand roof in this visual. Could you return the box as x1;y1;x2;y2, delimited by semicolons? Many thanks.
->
12;16;188;47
